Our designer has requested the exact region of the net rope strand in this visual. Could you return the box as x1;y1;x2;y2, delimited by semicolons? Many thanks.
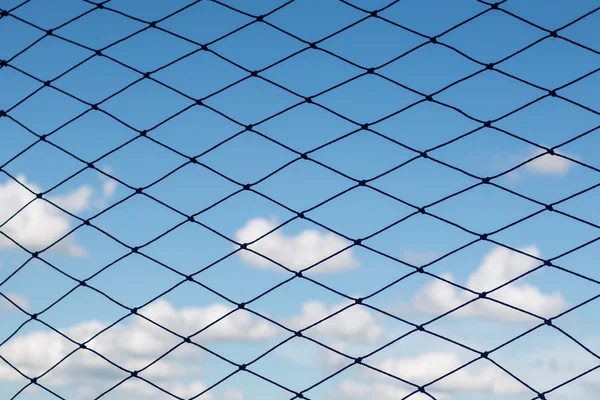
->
0;1;599;399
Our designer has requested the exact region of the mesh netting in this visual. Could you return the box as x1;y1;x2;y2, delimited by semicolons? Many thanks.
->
1;1;599;400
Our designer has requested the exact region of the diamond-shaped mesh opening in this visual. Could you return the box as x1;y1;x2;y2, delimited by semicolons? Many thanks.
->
1;1;599;399
52;55;141;104
9;0;90;29
257;102;357;151
9;35;92;81
310;129;416;180
370;157;476;205
371;100;483;150
319;17;425;67
492;325;600;394
0;14;43;60
57;7;144;50
0;65;41;109
7;87;90;135
99;79;193;129
263;49;362;97
378;42;482;94
381;0;485;36
317;74;423;123
255;160;352;212
211;22;307;72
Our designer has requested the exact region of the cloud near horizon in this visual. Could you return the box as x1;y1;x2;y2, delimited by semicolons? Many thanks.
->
0;299;269;399
0;298;385;398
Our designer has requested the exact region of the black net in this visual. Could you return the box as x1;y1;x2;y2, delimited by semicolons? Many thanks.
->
0;1;599;400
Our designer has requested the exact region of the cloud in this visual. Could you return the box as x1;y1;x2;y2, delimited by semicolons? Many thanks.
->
413;246;567;322
0;299;277;398
117;383;243;400
223;388;245;400
333;351;525;399
117;379;212;400
319;341;350;369
331;379;441;400
52;185;95;213
374;352;525;395
0;174;117;257
0;293;30;313
287;301;383;343
275;301;384;371
100;167;118;198
139;299;279;341
102;179;118;198
0;176;84;256
234;217;358;273
403;250;439;266
524;148;573;176
515;342;600;400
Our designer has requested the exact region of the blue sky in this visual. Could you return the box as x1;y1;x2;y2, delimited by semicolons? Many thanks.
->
1;0;600;399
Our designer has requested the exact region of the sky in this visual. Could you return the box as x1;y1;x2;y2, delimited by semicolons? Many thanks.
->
0;0;600;399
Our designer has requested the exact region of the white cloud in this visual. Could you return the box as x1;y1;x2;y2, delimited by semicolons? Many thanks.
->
0;293;30;313
403;250;439;266
118;383;243;400
234;217;358;273
525;148;573;176
319;341;350;370
223;388;245;400
102;179;118;198
331;379;441;400
0;299;277;398
287;301;383;343
0;173;117;257
0;176;84;256
100;166;118;198
139;299;279;341
413;246;567;322
52;185;96;214
375;352;525;395
510;341;600;400
117;379;212;400
333;351;526;399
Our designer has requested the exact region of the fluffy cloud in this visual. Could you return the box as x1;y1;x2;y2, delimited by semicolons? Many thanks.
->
52;185;96;214
234;217;358;273
375;352;525;395
331;379;438;400
0;293;30;313
319;341;351;370
0;299;276;398
276;301;384;372
0;176;83;256
287;301;383;343
525;148;573;176
223;388;245;400
100;166;118;199
88;379;241;400
139;299;278;341
332;351;525;399
402;250;439;266
116;379;212;400
0;174;117;257
413;246;567;322
512;342;600;400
